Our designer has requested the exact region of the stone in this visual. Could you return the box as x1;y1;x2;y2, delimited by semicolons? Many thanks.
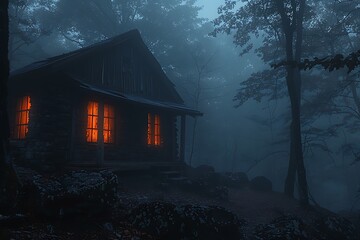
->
221;172;249;188
17;168;118;218
130;201;246;240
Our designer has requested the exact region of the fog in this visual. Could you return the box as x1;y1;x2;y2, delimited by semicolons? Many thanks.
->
9;0;360;213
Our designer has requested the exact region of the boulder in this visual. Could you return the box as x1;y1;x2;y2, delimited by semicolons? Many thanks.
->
221;172;249;188
254;215;309;240
130;201;245;240
18;169;118;218
179;205;245;240
254;215;359;240
314;215;357;240
129;202;182;239
250;176;272;192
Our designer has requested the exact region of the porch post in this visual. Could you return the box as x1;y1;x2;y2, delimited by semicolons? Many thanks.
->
97;101;104;166
180;115;186;162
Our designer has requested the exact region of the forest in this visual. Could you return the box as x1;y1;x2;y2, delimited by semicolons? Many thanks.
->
1;0;360;239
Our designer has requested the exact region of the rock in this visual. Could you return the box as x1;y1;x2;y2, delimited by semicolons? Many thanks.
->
254;214;359;240
179;205;245;240
221;172;249;188
130;201;246;240
250;176;272;192
18;169;118;218
129;202;182;239
254;215;309;240
314;215;357;240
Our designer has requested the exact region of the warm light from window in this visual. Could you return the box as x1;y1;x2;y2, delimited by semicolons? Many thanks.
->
15;96;31;139
147;113;152;145
103;104;115;143
86;101;99;143
87;102;115;143
154;114;160;146
147;113;161;146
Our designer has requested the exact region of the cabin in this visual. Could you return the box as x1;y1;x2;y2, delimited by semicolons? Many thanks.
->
8;29;201;171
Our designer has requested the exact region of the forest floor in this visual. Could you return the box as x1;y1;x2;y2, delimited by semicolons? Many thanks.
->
116;172;360;238
0;167;359;239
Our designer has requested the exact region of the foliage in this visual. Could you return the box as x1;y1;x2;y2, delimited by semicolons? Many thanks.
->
8;0;54;62
272;50;360;73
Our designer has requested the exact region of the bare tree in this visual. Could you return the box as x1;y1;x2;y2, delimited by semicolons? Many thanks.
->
188;49;216;166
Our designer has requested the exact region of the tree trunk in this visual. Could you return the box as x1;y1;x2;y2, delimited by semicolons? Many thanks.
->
0;0;20;213
277;0;309;205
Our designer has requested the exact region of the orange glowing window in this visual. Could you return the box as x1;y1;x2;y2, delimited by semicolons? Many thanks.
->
147;113;161;146
86;101;115;143
103;104;115;144
86;101;99;143
15;96;31;139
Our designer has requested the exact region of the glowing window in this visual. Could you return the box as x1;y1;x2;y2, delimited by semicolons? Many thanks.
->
147;113;161;146
15;96;31;139
103;104;115;143
147;113;152;145
86;101;99;143
86;101;115;143
154;115;160;145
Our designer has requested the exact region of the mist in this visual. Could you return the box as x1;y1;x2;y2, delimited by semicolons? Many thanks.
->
2;0;360;238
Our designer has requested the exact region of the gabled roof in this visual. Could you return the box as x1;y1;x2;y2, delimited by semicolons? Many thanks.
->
78;80;202;117
10;29;202;116
10;29;183;104
12;30;138;76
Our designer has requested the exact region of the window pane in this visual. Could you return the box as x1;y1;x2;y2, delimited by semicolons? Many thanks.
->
103;118;109;130
19;125;26;139
147;113;152;145
87;101;99;142
104;104;109;118
92;129;98;142
87;102;114;144
93;116;98;128
14;96;31;139
109;106;114;118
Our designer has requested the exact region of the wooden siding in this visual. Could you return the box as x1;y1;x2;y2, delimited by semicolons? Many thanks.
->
9;83;73;170
66;41;176;102
70;95;178;164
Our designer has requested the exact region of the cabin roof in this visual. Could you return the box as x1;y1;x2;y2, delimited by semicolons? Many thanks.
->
11;29;183;102
11;30;144;76
78;80;202;117
10;29;202;116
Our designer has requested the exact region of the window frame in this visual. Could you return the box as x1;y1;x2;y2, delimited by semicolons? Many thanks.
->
147;112;161;147
86;101;116;144
14;95;31;140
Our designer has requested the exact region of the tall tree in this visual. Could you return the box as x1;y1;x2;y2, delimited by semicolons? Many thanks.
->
212;0;309;205
0;0;20;212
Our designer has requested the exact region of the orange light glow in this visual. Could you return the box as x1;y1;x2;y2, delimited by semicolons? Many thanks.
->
103;104;115;143
86;101;99;143
154;114;160;146
147;113;161;146
86;102;115;143
15;96;31;139
147;113;152;145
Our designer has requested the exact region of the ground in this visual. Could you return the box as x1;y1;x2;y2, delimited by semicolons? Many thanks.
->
0;167;359;239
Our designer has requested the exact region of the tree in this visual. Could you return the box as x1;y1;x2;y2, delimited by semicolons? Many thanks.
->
212;0;309;205
8;0;54;68
188;45;216;166
0;0;20;212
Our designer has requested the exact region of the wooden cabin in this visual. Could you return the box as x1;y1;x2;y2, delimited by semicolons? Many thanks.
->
8;29;201;171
